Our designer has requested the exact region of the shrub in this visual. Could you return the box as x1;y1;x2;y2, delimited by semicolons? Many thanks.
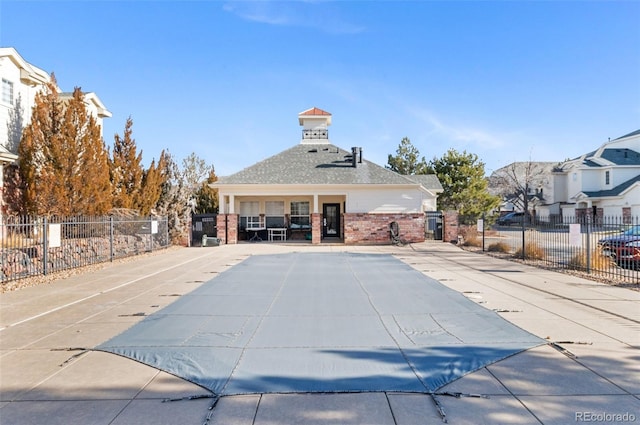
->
1;232;32;249
568;249;615;270
487;241;511;253
457;225;481;247
514;242;545;260
462;237;482;247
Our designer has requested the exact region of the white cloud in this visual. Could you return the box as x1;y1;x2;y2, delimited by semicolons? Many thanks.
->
407;106;506;151
222;1;365;34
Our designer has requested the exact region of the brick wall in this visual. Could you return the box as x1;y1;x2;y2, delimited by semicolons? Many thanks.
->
216;214;239;244
343;213;425;245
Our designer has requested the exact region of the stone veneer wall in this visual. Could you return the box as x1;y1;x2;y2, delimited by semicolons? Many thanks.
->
343;213;425;245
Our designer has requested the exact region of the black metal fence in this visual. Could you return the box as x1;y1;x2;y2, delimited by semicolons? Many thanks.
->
480;215;639;284
1;215;169;284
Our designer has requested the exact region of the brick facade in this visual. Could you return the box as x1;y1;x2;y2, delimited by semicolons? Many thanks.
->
343;213;425;245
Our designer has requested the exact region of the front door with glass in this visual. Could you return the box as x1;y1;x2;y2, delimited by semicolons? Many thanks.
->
322;203;340;238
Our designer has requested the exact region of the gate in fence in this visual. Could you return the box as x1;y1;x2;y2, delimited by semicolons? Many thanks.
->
191;213;218;247
425;211;443;240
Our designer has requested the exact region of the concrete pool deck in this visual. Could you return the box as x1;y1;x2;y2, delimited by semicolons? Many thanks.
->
1;242;638;424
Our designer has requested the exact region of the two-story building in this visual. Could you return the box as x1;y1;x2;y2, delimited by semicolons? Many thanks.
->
554;129;640;221
0;47;112;223
211;108;443;245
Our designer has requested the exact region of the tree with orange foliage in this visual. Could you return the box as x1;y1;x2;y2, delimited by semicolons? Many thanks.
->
110;116;143;210
138;150;169;216
19;75;112;215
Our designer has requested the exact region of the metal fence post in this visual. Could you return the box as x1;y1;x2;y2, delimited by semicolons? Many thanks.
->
149;216;153;252
521;218;526;260
42;217;48;276
481;213;485;252
586;219;591;274
109;216;114;262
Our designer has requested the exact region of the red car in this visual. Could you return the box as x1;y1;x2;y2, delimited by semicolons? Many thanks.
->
613;240;640;270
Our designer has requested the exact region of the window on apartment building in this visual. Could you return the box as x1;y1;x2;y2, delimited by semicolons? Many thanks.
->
239;201;260;230
265;201;285;228
290;201;310;229
2;79;14;104
605;171;610;185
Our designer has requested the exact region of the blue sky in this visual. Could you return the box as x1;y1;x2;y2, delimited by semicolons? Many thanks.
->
1;1;639;176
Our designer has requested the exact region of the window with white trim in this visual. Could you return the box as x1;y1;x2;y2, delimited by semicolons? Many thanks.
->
2;79;13;104
605;170;610;185
265;201;285;228
239;201;261;230
290;201;310;229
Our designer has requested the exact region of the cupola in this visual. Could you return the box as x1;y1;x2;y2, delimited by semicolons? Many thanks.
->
298;107;331;144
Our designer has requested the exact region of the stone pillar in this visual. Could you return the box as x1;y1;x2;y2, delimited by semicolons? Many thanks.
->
443;210;459;244
311;213;322;244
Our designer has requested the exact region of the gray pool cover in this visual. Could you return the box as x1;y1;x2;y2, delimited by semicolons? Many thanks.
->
97;253;544;395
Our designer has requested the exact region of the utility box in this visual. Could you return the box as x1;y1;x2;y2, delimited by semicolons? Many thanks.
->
201;235;220;247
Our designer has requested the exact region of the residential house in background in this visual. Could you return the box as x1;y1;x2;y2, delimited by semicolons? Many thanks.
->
488;161;558;216
0;47;112;223
553;129;640;221
211;107;443;245
489;130;640;222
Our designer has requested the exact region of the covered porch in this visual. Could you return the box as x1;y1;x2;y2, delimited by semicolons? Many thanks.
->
216;193;347;244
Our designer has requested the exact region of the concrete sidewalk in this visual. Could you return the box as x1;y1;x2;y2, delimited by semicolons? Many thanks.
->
1;242;638;425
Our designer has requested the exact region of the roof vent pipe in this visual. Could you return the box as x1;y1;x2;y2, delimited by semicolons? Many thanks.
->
351;147;358;167
359;147;363;163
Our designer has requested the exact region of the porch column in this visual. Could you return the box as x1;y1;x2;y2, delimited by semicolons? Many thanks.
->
311;213;321;244
313;194;319;213
216;214;239;244
228;195;235;214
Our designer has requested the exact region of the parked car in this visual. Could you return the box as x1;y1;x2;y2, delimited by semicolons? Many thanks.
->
598;225;640;257
612;240;640;270
496;212;525;226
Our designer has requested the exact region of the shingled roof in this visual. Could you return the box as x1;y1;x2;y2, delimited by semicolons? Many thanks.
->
217;143;441;190
582;174;640;198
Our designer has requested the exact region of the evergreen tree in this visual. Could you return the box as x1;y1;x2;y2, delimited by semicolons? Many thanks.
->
61;87;112;214
138;151;168;216
18;75;65;215
428;149;500;222
18;79;112;215
193;169;219;214
181;152;217;214
110;117;143;210
386;137;429;175
154;151;188;243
